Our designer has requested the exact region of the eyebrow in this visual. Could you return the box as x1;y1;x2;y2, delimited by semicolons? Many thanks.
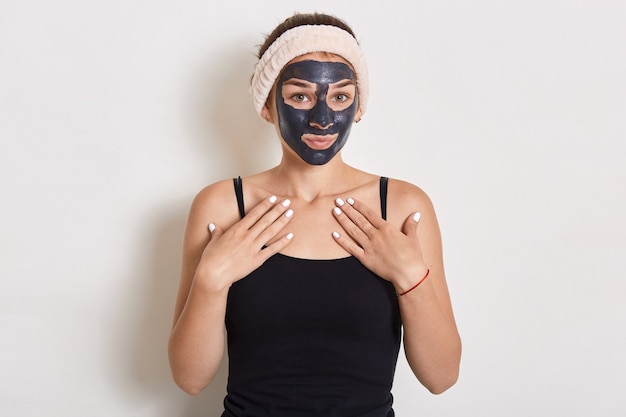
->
282;79;316;88
282;79;355;88
328;80;356;90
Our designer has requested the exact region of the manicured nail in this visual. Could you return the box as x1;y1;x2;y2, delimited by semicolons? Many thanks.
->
335;197;344;206
333;207;342;215
347;197;355;205
285;209;293;218
269;195;277;203
208;223;216;233
332;231;340;239
413;212;421;222
282;199;291;207
286;232;294;240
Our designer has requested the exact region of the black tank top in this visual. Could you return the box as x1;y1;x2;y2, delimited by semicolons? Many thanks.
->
222;177;401;417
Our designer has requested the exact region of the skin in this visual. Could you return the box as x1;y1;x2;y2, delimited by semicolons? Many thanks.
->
168;52;462;396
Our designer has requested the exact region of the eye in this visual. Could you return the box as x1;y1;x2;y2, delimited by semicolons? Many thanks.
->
327;91;355;111
333;93;349;103
292;93;310;103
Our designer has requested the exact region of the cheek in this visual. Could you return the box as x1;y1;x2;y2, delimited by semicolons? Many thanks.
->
279;106;308;127
334;110;353;125
277;100;310;139
333;103;357;128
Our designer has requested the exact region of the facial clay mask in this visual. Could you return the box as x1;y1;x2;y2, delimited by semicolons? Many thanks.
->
276;60;358;165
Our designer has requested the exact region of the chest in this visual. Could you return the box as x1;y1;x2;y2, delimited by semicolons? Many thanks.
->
273;194;382;259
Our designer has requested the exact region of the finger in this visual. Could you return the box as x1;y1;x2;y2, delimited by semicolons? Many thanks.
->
401;212;421;238
255;206;294;246
236;195;281;231
207;222;224;240
344;197;387;228
248;198;292;237
257;232;295;260
331;230;365;259
332;206;369;245
335;198;378;239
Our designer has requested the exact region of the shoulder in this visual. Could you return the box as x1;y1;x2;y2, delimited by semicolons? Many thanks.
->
387;178;433;206
386;178;436;224
187;178;241;231
191;178;237;209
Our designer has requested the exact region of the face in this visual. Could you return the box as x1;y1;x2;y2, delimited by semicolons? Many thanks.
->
274;59;359;165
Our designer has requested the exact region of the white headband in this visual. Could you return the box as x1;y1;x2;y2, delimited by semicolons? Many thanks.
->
250;25;369;117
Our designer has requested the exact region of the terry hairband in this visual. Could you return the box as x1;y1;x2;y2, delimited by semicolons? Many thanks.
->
250;25;369;117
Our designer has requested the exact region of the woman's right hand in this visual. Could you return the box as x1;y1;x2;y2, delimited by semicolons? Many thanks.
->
193;195;294;292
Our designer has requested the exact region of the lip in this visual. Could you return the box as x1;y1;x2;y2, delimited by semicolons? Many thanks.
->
302;134;338;150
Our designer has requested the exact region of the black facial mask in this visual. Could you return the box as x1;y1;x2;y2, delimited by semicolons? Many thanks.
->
276;60;358;165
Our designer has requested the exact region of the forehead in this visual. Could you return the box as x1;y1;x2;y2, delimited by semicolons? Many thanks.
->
280;61;354;84
282;51;355;79
279;59;355;85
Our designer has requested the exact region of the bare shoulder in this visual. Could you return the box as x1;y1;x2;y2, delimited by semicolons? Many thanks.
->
385;178;437;226
388;178;434;209
187;178;241;232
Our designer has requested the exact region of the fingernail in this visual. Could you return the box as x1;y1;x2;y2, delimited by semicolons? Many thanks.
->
282;199;291;207
333;207;342;215
332;231;340;239
269;196;277;203
286;232;294;240
208;223;216;233
347;197;355;205
285;209;293;218
413;212;421;222
335;197;344;206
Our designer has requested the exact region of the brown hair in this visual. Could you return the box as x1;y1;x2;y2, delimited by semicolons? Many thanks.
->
257;12;357;59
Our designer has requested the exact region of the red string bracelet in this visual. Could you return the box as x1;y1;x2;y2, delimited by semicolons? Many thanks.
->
397;269;430;296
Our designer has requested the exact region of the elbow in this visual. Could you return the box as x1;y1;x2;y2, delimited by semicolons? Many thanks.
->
171;372;212;396
425;339;462;394
179;384;204;396
424;370;459;395
168;338;219;396
168;349;213;396
416;351;461;395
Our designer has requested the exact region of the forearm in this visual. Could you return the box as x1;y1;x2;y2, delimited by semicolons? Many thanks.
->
398;278;462;394
168;283;229;395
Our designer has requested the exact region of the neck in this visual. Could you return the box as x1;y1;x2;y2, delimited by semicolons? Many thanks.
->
271;152;354;202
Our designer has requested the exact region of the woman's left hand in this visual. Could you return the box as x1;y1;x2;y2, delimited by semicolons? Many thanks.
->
331;197;429;293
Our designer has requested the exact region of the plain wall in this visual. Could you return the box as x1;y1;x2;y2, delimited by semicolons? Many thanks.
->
1;1;625;415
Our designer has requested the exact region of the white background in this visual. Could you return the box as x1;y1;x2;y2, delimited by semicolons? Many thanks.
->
1;1;625;416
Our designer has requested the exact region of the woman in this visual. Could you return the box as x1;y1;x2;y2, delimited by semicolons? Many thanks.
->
168;12;461;416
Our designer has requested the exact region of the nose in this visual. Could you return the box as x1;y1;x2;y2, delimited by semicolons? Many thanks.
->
309;102;333;130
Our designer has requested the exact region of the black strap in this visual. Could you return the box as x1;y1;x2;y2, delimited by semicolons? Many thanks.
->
233;176;246;219
379;176;389;221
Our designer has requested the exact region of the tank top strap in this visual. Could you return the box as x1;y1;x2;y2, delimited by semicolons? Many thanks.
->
379;176;389;221
233;176;246;219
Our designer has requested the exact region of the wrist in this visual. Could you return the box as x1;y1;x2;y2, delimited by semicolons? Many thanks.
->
394;266;430;296
192;269;232;296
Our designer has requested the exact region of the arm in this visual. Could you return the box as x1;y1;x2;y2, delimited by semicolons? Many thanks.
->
394;194;461;394
331;183;461;394
168;183;295;394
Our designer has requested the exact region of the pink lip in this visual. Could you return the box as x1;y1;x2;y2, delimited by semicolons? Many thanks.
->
302;134;337;150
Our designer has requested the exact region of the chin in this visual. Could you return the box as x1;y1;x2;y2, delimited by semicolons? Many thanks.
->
302;151;333;166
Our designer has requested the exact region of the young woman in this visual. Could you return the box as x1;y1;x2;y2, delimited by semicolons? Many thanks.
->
168;12;461;416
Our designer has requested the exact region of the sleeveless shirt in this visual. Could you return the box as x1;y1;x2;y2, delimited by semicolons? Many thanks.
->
222;177;401;417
